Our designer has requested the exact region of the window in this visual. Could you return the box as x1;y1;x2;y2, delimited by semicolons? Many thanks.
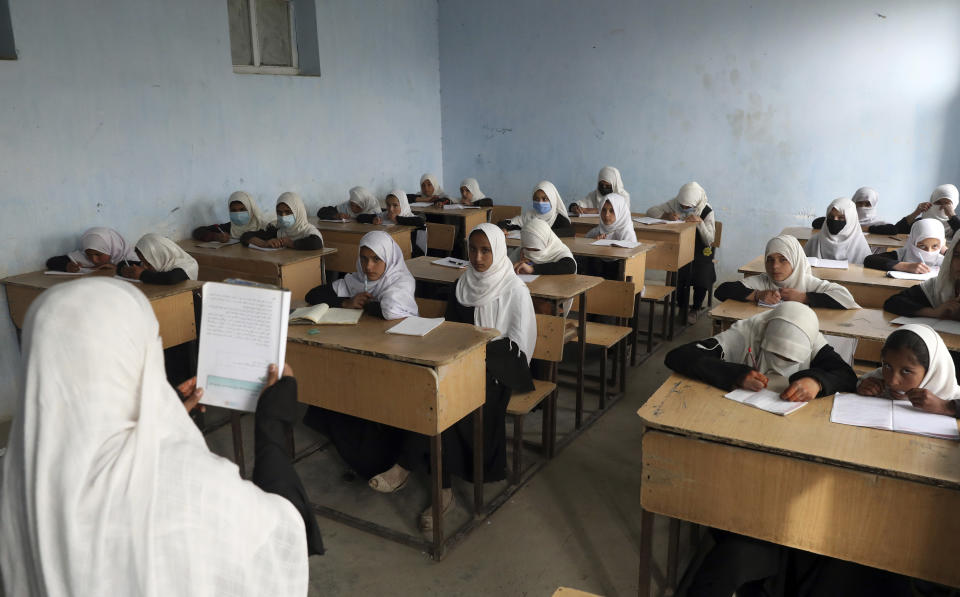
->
0;0;16;60
227;0;320;76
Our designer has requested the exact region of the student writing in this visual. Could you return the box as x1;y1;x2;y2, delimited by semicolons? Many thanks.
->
120;233;198;284
242;192;324;250
192;190;269;243
884;234;960;318
570;166;629;216
46;227;138;273
500;180;573;236
863;218;944;273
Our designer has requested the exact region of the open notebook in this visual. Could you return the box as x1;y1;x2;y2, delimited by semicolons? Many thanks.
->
194;239;239;249
831;393;959;440
724;387;807;416
887;269;938;281
890;315;960;335
806;257;848;269
289;303;362;325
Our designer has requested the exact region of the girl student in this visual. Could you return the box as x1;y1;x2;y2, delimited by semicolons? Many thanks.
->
242;192;324;250
355;189;427;257
367;224;536;531
570;165;630;215
192;190;269;243
890;183;960;238
804;197;872;264
120;233;198;285
647;182;717;322
458;177;493;206
514;218;577;313
46;227;138;273
884;234;960;320
714;234;859;309
333;186;382;221
416;173;447;204
576;192;637;280
500;180;574;236
863;218;944;274
857;324;960;418
812;186;894;233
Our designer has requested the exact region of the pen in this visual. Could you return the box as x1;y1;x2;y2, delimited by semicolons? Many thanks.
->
747;347;758;369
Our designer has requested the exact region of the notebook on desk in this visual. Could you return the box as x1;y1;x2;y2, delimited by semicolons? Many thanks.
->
289;303;362;325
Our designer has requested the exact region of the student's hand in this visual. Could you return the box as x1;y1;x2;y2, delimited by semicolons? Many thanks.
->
372;216;383;225
280;237;295;248
65;261;81;273
248;237;267;248
663;213;680;221
894;262;931;274
216;231;231;243
932;299;960;320
120;264;145;279
684;214;702;223
570;204;583;216
857;377;885;397
596;233;607;240
343;292;373;309
738;370;768;391
779;288;807;304
94;263;116;272
514;261;534;274
781;377;821;402
944;203;957;218
461;198;473;206
755;289;781;305
905;388;956;415
337;212;351;220
176;377;206;414
262;363;294;392
914;202;932;216
267;238;284;248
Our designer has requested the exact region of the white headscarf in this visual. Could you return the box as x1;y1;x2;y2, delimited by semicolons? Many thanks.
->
743;235;860;309
586;193;637;242
521;218;574;265
347;187;381;215
332;231;419;320
385;189;414;219
921;184;959;229
715;301;829;378
509;181;569;228
674;182;709;215
897;218;945;267
135;233;199;280
920;233;960;306
276;192;322;242
851;187;881;227
460;178;486;203
456;223;537;362
419;173;445;199
804;197;872;264
67;227;138;266
861;323;960;400
0;278;308;596
580;166;630;209
226;191;269;238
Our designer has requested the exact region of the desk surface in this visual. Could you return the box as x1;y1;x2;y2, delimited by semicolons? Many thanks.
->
312;221;416;235
2;269;203;300
177;239;336;265
505;236;655;259
412;205;492;218
738;256;918;290
570;214;699;235
780;226;907;248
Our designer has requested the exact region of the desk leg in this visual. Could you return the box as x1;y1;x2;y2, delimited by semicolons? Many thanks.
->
473;405;484;516
576;291;587;429
231;412;245;478
667;517;681;593
430;435;444;560
544;301;559;457
631;293;641;366
638;508;655;597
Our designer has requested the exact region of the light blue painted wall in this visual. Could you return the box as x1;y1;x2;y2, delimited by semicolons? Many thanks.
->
0;0;443;417
438;0;960;277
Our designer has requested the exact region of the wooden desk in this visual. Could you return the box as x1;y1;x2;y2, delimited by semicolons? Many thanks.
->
505;236;653;288
738;256;918;309
286;317;495;559
311;221;413;274
178;240;336;303
411;205;492;233
637;374;960;595
569;215;696;273
780;226;907;249
2;271;201;349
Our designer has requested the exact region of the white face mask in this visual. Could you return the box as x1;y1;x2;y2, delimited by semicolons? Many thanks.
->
917;248;941;266
761;352;801;378
856;206;871;220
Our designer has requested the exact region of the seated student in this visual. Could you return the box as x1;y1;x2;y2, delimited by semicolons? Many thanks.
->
514;218;576;313
46;227;138;273
804;197;871;264
884;234;960;318
416;173;447;204
570;165;629;215
857;324;960;418
863;219;944;273
715;234;859;309
500;180;573;236
192;190;269;243
584;193;637;242
665;301;857;400
367;224;536;531
356;189;425;227
334;186;381;220
0;278;322;596
812;186;895;234
458;177;494;207
120;233;198;284
890;183;960;238
242;192;324;250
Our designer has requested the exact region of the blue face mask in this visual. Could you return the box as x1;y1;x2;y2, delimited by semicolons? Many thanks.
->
532;201;552;215
680;206;696;215
277;214;296;229
230;211;251;226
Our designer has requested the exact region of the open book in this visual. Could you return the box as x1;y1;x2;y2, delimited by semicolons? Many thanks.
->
289;303;362;325
592;239;641;249
44;268;95;276
887;269;938;281
806;257;848;269
724;387;807;416
890;315;960;336
831;392;959;440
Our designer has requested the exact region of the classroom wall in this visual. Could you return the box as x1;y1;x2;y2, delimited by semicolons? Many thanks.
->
0;0;443;418
438;0;960;276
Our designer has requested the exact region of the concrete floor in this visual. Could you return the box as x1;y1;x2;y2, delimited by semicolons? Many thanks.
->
202;311;713;597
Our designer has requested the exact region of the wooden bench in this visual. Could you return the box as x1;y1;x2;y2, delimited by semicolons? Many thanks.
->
489;205;521;224
425;222;456;256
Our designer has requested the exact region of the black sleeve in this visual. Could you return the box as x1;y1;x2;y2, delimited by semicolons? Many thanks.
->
46;255;72;271
789;344;858;397
485;337;535;392
551;215;575;237
444;294;473;325
714;281;754;302
500;220;521;231
355;213;377;224
362;301;384;319
316;206;340;220
292;235;324;251
805;292;846;309
139;268;189;285
949;215;960;234
304;284;344;307
867;223;898;235
252;377;325;556
863;251;900;272
474;198;493;207
396;215;426;227
893;217;912;234
192;223;231;242
531;256;577;275
811;216;825;230
883;284;934;316
664;338;754;392
240;226;277;246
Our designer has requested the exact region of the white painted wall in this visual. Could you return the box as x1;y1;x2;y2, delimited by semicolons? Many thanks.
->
438;0;960;277
0;0;443;417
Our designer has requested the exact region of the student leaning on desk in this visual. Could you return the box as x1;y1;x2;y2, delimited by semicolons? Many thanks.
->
885;233;960;319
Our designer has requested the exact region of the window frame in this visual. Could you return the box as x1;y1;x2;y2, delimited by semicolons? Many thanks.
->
232;0;299;76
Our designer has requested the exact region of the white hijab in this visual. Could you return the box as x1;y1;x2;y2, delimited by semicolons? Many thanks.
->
521;218;574;265
920;233;960;306
347;186;382;215
921;184;959;229
674;182;709;215
510;181;569;228
226;191;269;238
136;233;199;280
804;197;872;264
385;189;414;219
896;218;945;267
419;173;445;199
851;187;881;227
743;235;860;309
581;166;630;209
587;193;637;242
861;323;960;400
715;301;829;377
276;192;322;242
333;231;419;320
0;278;308;596
67;227;138;266
460;178;486;203
455;223;537;362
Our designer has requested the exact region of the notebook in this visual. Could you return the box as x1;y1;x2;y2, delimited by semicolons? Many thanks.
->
194;239;239;249
386;316;444;336
806;257;848;269
632;216;683;225
518;274;540;283
830;393;959;440
44;268;94;276
890;315;960;336
409;201;434;208
591;239;641;248
317;218;350;223
432;257;470;269
289;303;362;325
249;244;283;252
443;204;481;210
723;388;807;416
887;269;938;281
506;230;522;239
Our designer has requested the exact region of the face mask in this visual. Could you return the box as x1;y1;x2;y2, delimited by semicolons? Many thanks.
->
856;206;871;220
826;219;846;235
917;248;941;267
762;352;801;378
277;214;296;229
230;211;251;226
598;184;613;195
532;201;552;215
680;206;696;216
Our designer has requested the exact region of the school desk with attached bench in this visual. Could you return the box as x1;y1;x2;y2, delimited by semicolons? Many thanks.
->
311;221;413;273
